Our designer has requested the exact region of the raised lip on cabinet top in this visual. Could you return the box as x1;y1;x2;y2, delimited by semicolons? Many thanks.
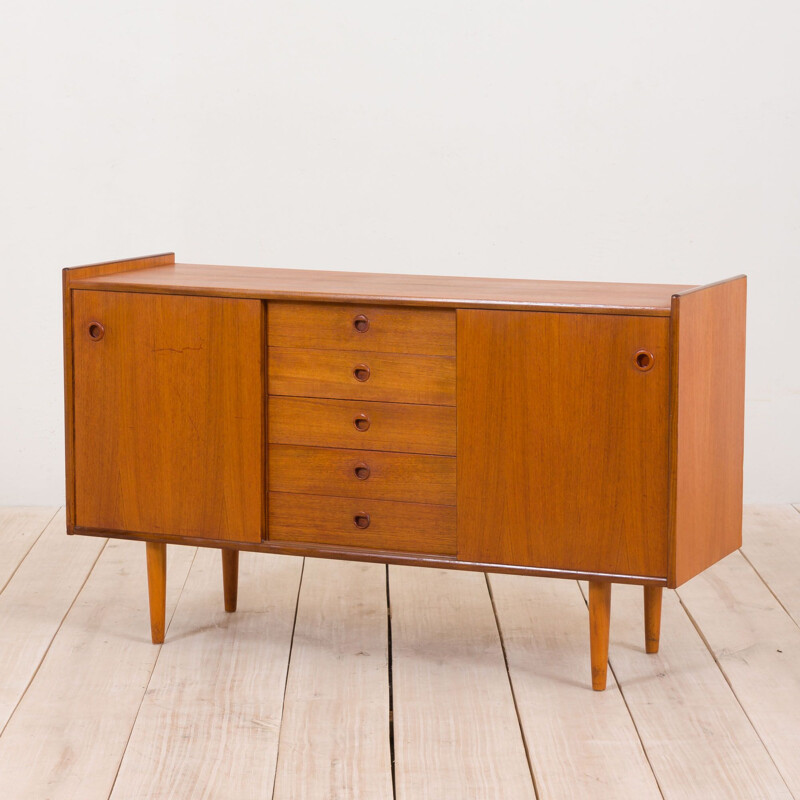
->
68;259;697;316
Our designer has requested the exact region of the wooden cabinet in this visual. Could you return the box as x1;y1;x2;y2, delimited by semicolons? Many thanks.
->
63;254;747;690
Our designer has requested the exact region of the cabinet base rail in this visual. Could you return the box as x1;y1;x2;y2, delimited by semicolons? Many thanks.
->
71;525;666;587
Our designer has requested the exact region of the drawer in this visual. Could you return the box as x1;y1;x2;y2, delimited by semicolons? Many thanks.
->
268;397;456;456
269;444;456;505
267;302;455;356
268;347;455;406
268;492;456;555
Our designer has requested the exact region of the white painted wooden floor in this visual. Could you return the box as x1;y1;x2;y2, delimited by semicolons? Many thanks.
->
1;506;799;799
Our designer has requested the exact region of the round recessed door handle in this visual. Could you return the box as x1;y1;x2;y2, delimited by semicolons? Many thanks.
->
354;413;370;432
354;512;371;529
353;314;370;333
88;321;105;341
633;349;655;372
353;364;371;382
354;462;371;481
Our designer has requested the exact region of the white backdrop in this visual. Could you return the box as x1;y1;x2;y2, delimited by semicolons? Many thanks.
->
1;1;798;504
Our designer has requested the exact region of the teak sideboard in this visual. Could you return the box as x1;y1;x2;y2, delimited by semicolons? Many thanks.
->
62;253;746;690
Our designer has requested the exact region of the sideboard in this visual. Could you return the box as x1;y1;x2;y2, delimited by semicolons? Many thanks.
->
62;253;746;690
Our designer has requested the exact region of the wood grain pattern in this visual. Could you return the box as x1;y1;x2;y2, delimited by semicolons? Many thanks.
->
72;290;264;542
146;542;167;644
64;254;175;527
593;580;793;800
268;346;456;406
110;548;303;800
390;566;536;799
269;444;456;505
269;396;456;456
589;581;611;691
74;262;693;315
0;510;105;734
0;507;57;593
489;574;662;797
269;492;456;555
458;310;670;577
268;301;456;354
668;276;747;587
0;539;195;799
272;559;393;800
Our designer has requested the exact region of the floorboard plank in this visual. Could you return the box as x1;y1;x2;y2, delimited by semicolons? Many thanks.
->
489;575;662;799
677;551;800;797
594;580;792;799
0;508;105;734
391;566;535;800
0;539;194;800
2;506;798;797
741;505;800;628
110;548;303;800
0;507;58;593
272;558;393;800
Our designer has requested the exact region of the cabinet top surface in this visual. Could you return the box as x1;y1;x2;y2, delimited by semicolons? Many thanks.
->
71;262;695;315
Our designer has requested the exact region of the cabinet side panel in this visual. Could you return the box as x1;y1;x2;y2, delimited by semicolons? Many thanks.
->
670;277;746;586
457;310;670;578
66;252;175;281
63;272;76;528
72;291;264;542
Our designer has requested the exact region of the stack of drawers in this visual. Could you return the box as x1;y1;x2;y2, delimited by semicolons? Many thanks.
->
266;302;457;555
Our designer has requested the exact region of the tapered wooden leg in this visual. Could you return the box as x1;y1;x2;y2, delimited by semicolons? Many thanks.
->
589;581;612;691
644;585;663;654
145;542;166;644
222;549;239;612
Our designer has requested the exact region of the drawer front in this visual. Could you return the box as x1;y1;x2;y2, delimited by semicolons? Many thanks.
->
269;397;456;456
269;444;456;505
268;347;456;406
267;302;455;356
269;492;456;554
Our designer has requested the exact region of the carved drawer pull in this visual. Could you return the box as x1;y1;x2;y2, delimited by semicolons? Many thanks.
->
353;314;370;333
353;462;371;480
353;512;371;529
633;349;655;372
353;364;371;382
88;322;105;341
354;414;370;432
